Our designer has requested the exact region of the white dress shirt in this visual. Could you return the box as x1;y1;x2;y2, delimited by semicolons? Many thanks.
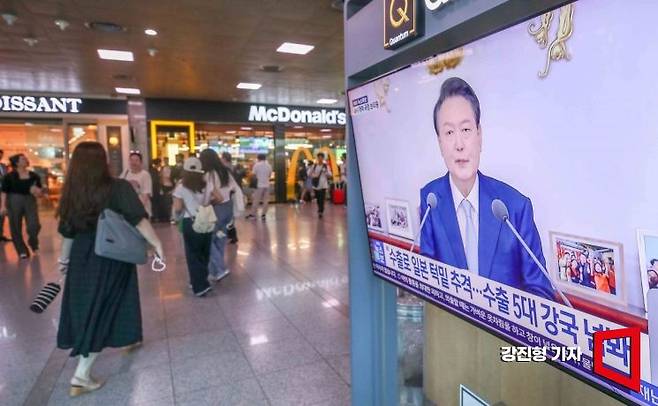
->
449;174;479;255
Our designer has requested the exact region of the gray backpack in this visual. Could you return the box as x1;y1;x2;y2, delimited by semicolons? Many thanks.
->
95;209;148;264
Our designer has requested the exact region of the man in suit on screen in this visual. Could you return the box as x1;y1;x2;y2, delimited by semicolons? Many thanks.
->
419;77;555;301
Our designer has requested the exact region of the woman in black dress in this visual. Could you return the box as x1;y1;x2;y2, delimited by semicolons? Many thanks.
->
56;142;164;397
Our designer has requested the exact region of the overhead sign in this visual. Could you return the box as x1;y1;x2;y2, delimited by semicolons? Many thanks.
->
384;0;422;49
0;95;83;113
248;105;346;126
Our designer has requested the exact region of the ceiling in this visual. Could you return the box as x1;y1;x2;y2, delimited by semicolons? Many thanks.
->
0;0;346;107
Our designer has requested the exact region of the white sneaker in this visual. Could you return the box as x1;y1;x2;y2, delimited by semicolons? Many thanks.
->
210;269;230;282
195;286;213;297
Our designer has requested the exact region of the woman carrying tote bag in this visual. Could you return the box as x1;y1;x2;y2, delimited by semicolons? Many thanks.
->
173;157;214;297
199;149;240;282
56;142;164;397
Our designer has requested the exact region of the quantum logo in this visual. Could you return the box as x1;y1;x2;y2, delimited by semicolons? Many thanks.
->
389;0;410;28
384;0;421;50
592;327;641;392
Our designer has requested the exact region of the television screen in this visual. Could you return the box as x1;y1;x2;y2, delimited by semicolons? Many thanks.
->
348;1;658;403
239;137;272;154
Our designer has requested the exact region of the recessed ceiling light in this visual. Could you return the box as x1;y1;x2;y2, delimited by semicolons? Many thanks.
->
276;42;314;55
236;82;262;90
240;127;253;131
226;131;237;134
322;135;332;139
87;21;125;33
320;129;331;132
316;98;337;105
115;87;141;95
98;49;134;61
144;28;158;36
293;125;303;129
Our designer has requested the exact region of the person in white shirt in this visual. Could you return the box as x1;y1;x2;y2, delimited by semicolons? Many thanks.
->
172;157;213;297
245;154;272;220
121;152;153;217
200;149;240;282
308;152;332;218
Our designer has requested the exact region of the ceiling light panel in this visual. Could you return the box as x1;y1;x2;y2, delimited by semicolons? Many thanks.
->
97;49;134;61
276;42;314;55
115;87;141;94
236;82;262;90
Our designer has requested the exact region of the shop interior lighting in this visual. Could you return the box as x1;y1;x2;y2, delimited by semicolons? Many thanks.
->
144;28;157;36
97;49;134;61
276;42;314;55
316;98;337;105
226;130;237;134
115;87;141;95
240;127;253;130
236;82;262;90
320;129;331;132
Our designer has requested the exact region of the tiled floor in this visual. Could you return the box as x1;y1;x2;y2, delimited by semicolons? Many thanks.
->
0;203;350;406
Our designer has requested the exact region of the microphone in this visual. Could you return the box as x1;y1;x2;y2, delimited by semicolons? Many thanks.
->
410;192;438;253
491;199;572;307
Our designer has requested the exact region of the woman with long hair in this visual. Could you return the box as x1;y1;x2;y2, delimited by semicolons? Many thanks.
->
0;153;43;258
172;157;213;297
199;149;239;282
56;142;163;397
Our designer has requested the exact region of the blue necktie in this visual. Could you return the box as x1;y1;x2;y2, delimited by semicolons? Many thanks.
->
460;199;478;275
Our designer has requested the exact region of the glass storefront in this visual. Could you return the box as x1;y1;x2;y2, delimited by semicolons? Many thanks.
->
150;118;346;203
284;126;345;201
195;123;275;202
0;120;115;208
0;120;65;209
145;100;346;203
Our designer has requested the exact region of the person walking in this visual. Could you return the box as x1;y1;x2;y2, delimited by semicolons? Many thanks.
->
339;152;347;205
308;152;332;218
201;150;240;281
56;142;164;397
149;158;163;222
160;162;175;224
173;157;213;296
297;160;311;204
245;154;272;221
0;149;10;242
220;152;239;244
121;152;153;218
0;154;43;258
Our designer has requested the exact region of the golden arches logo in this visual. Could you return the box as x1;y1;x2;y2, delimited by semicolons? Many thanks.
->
389;0;410;28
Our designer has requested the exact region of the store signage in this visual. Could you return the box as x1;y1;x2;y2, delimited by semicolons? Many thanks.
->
384;0;422;49
0;95;83;113
425;0;452;11
248;105;346;125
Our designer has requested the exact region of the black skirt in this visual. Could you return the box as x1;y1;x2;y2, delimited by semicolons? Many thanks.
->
57;231;142;357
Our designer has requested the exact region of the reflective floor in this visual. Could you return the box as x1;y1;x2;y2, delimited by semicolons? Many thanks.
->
0;203;350;406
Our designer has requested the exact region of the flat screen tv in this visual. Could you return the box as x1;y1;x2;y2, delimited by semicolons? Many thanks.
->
348;1;658;404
